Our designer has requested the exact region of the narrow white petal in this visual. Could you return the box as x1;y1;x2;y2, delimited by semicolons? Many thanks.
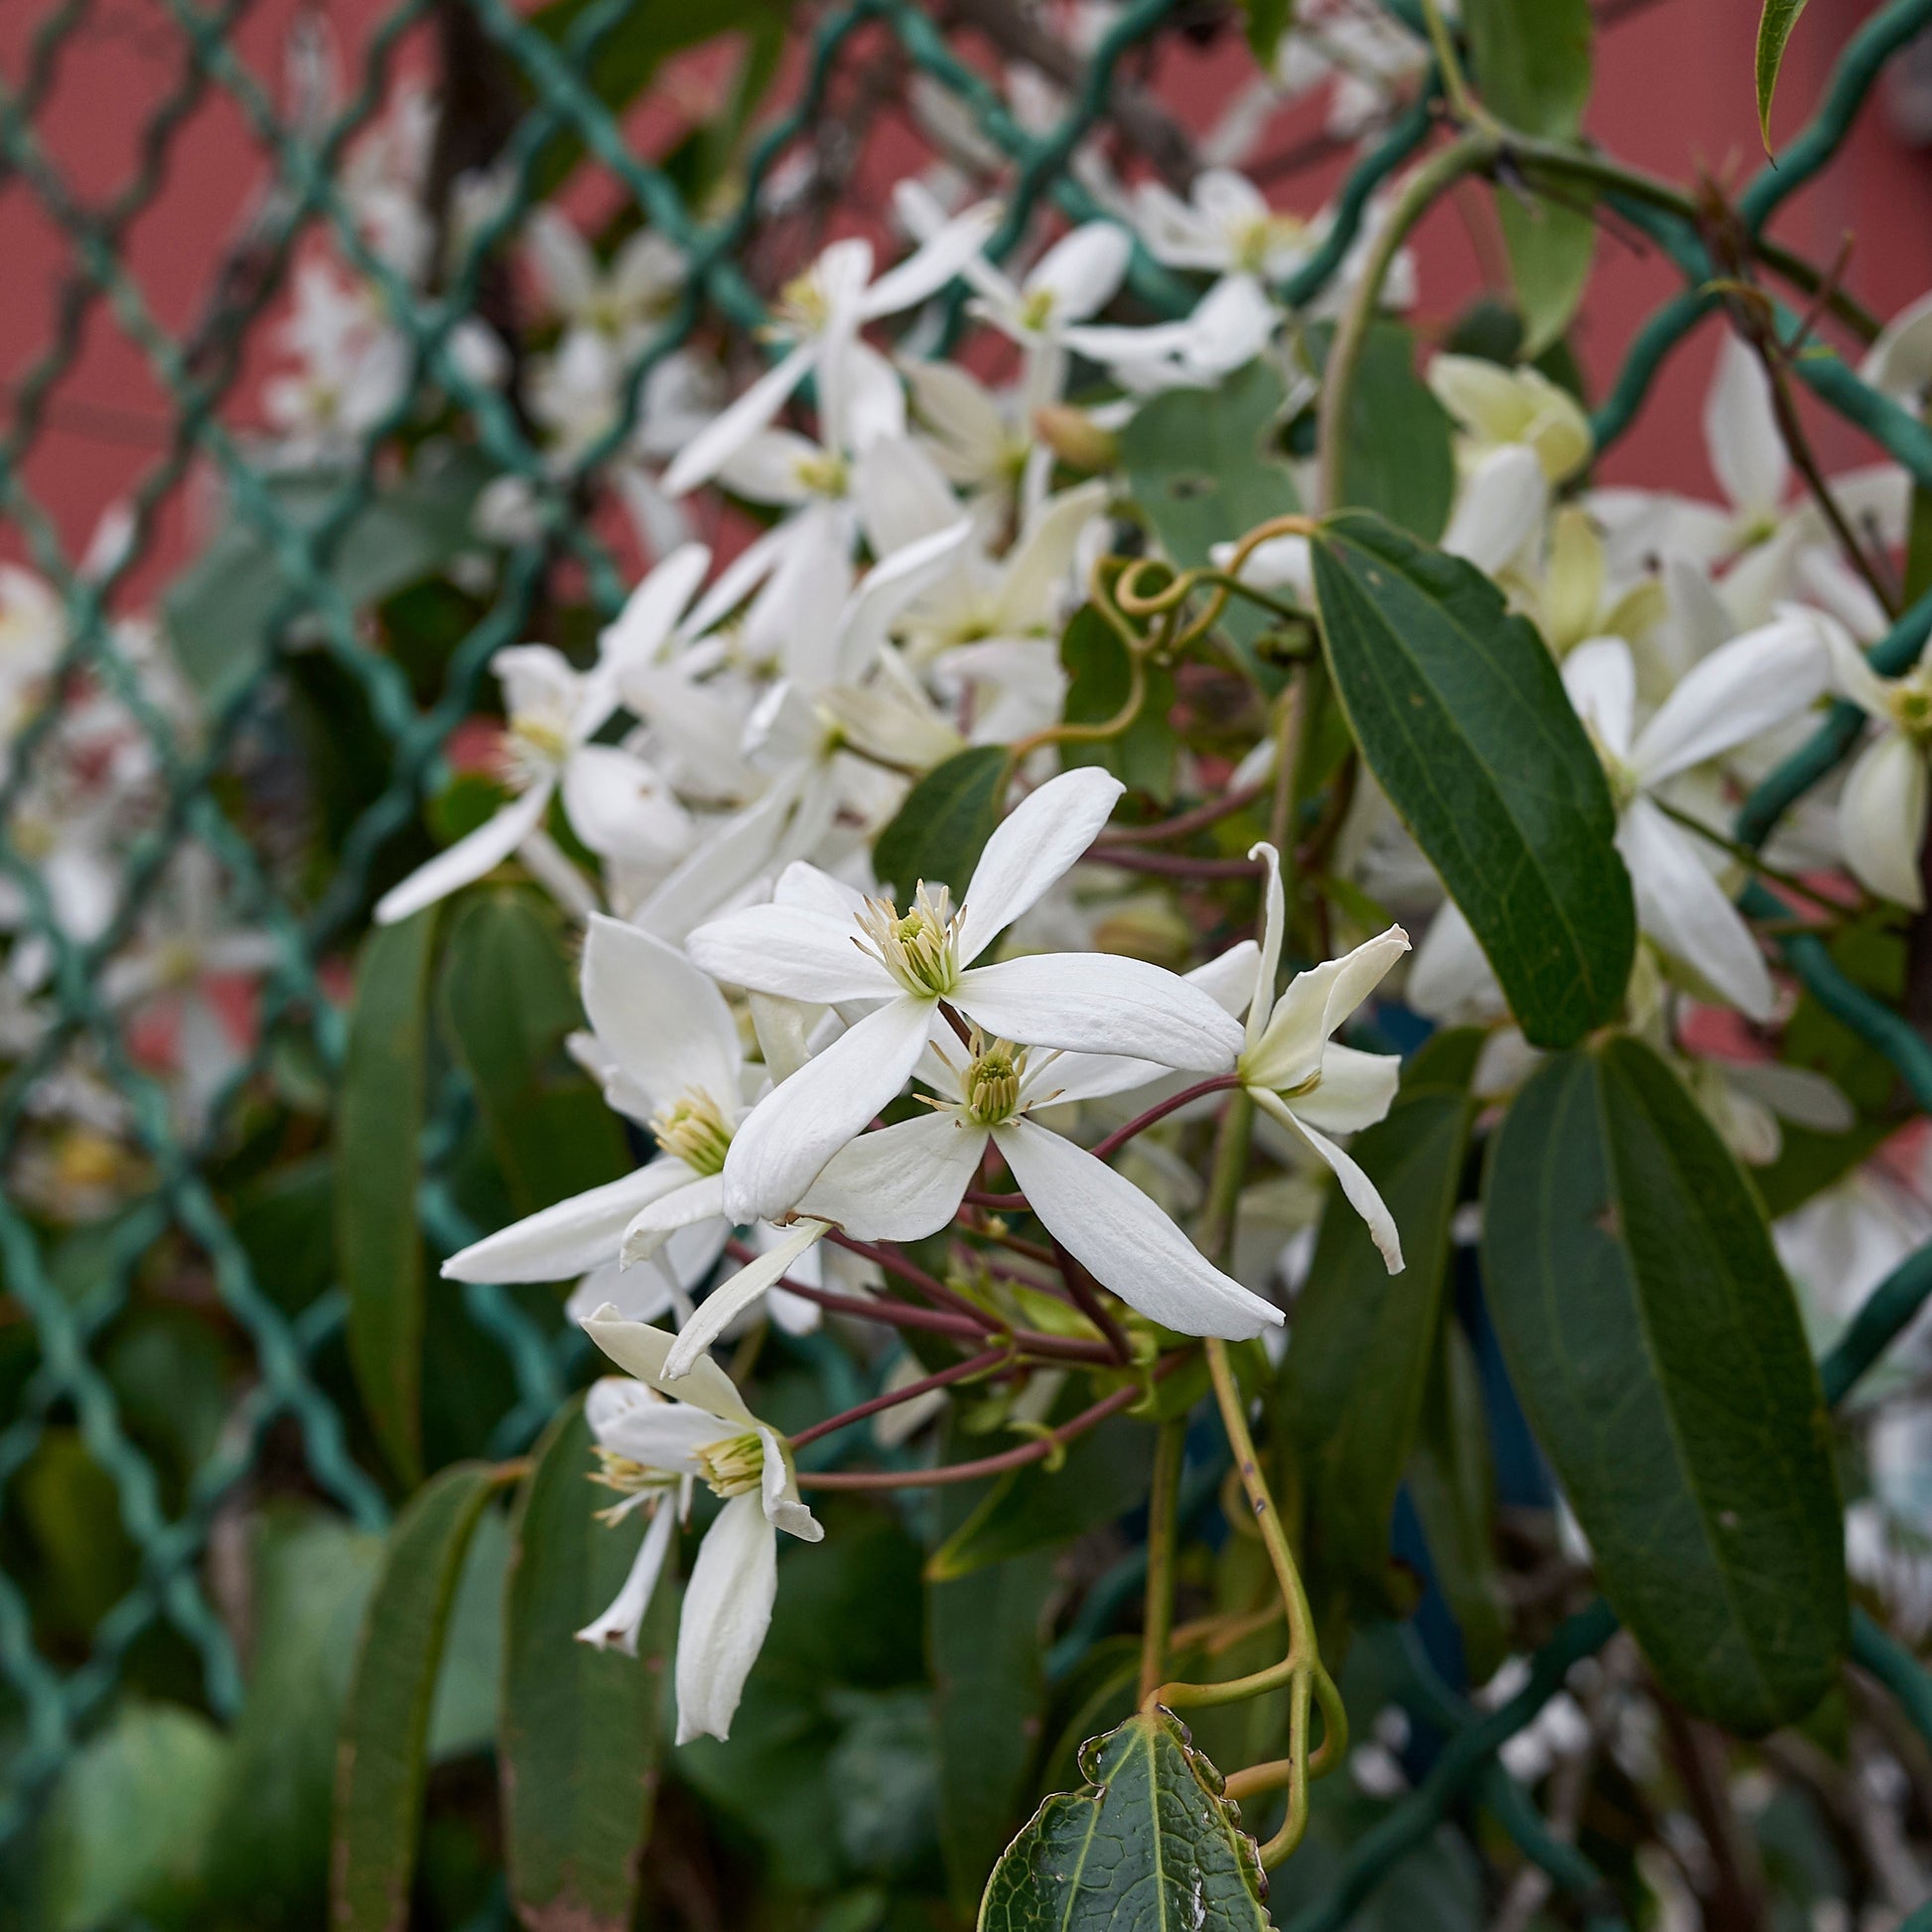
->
721;997;936;1221
1253;1089;1405;1274
1442;445;1548;576
800;1111;989;1239
579;1305;756;1424
1705;331;1787;518
993;1118;1282;1339
1406;900;1501;1023
996;483;1108;628
620;1173;727;1267
688;902;897;1005
758;1425;823;1541
956;767;1124;964
663;1220;830;1380
560;745;693;867
1025;222;1132;322
1841;730;1929;910
1631;613;1829;785
597;542;711;680
1618;795;1773;1020
1560;638;1635;763
372;783;551;925
956;951;1243;1071
1243;926;1411;1094
1289;1043;1403;1135
442;1160;695;1283
576;1500;677;1655
675;1492;777;1743
861;201;1001;318
1247;842;1286;1056
663;341;820;497
583;913;744;1121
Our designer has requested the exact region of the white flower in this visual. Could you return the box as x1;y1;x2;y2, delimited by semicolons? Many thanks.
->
1563;617;1831;1020
1826;623;1932;909
577;1313;822;1744
1427;354;1592;484
686;767;1244;1222
1237;844;1409;1272
374;544;710;923
525;209;684;353
1130;169;1311;281
1863;289;1932;414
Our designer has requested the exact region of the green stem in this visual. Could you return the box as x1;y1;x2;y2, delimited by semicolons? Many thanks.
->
1139;1418;1185;1705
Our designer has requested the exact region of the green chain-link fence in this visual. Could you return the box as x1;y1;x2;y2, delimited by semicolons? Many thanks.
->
10;0;1932;1921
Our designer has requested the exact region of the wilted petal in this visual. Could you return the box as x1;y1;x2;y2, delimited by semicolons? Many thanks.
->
675;1492;777;1744
758;1424;822;1541
956;767;1124;963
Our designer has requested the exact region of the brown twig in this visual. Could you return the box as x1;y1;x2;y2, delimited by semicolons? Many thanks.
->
790;1346;1012;1448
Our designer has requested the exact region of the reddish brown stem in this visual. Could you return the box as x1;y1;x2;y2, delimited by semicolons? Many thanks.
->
825;1229;985;1324
790;1347;1012;1448
1100;781;1268;846
1087;847;1265;880
1050;1239;1133;1363
1087;1074;1242;1164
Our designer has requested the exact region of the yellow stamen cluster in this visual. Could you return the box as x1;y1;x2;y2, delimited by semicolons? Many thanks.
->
1887;670;1932;745
501;707;571;791
1017;286;1058;334
1229;210;1305;276
693;1430;766;1499
587;1446;678;1522
964;1035;1025;1127
649;1089;734;1176
790;449;849;498
775;267;830;336
854;883;962;996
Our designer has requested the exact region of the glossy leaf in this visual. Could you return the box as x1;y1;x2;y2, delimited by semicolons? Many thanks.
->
979;1708;1269;1932
1498;192;1595;358
1311;512;1634;1047
338;906;440;1486
1481;1035;1847;1731
1465;0;1592;139
1335;321;1457;543
874;744;1011;899
438;889;628;1219
332;1466;503;1932
1754;0;1811;151
1279;1030;1481;1602
500;1395;663;1932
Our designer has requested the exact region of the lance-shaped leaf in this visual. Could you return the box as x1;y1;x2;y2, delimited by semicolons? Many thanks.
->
1481;1035;1847;1732
499;1395;664;1932
333;1462;506;1932
338;906;439;1487
979;1708;1269;1932
1754;0;1811;152
875;745;1011;899
1311;512;1634;1047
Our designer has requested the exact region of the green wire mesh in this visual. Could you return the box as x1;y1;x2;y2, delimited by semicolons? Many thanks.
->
6;0;1932;1916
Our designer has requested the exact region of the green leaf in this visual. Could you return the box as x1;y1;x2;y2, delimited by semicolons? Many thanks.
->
1754;0;1811;151
163;447;493;711
1335;321;1457;543
332;1472;498;1932
500;1395;664;1932
1465;0;1593;139
1498;191;1596;359
1059;605;1179;804
438;889;628;1219
1120;359;1301;572
1243;0;1294;67
1279;1030;1481;1603
1480;1035;1848;1731
929;1452;1056;1912
927;1416;1154;1581
1310;512;1634;1048
979;1709;1269;1932
874;745;1011;900
1407;1318;1511;1685
338;906;440;1486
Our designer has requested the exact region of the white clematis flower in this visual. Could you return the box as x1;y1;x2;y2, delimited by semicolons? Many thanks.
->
1427;354;1592;484
1237;844;1410;1272
1826;624;1932;909
1563;617;1831;1020
687;766;1244;1223
374;544;711;923
578;1311;822;1743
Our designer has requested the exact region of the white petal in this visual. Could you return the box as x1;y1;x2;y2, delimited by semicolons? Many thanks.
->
1243;926;1411;1094
620;1173;727;1267
560;745;693;866
1252;1090;1404;1273
996;482;1108;628
1247;842;1286;1056
662;1219;830;1380
442;1160;694;1283
663;341;820;497
1726;1060;1856;1134
956;951;1243;1072
956;767;1124;963
862;200;1000;318
1631;613;1829;785
1406;900;1501;1023
597;542;711;681
372;782;551;924
721;996;935;1221
579;1305;757;1425
834;517;976;679
583;913;744;1120
1618;795;1773;1020
758;1424;822;1541
1841;730;1929;910
1024;223;1132;323
566;1258;676;1326
1863;289;1932;404
1705;332;1787;519
1827;625;1899;721
687;902;897;1005
853;435;963;556
992;1118;1282;1338
1442;445;1548;577
1560;637;1635;763
1289;1043;1403;1135
576;1499;677;1655
675;1492;777;1744
800;1110;989;1238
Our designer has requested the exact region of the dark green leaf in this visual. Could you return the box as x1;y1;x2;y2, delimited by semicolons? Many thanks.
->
1498;191;1595;359
1335;322;1457;543
1279;1030;1481;1602
1754;0;1811;151
500;1395;663;1932
332;1467;502;1932
874;746;1011;900
927;1416;1153;1581
1311;512;1634;1047
1480;1035;1847;1731
438;889;628;1219
1465;0;1593;138
979;1709;1269;1932
1059;606;1179;804
338;906;440;1486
